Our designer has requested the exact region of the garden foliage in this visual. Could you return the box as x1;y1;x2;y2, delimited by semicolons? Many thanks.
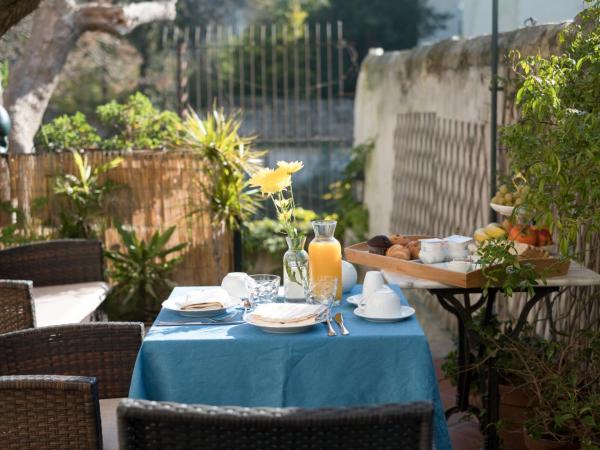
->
502;0;600;256
36;92;183;151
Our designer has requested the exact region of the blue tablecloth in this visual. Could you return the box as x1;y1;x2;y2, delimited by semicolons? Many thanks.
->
129;285;451;450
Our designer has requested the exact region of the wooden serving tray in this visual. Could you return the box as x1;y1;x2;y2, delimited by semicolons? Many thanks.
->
344;240;570;289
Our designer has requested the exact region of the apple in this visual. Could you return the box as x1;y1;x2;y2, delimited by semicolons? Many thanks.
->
537;228;553;246
509;225;538;246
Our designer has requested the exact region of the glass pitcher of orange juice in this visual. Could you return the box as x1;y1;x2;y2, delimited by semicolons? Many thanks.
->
308;220;342;303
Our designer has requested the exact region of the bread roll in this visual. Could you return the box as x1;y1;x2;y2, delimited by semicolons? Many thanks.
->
407;241;421;260
389;234;411;246
386;244;411;260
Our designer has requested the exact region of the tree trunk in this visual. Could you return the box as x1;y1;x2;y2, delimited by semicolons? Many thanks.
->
4;0;177;154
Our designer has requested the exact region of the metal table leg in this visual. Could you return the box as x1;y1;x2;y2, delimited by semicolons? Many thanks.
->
431;286;558;450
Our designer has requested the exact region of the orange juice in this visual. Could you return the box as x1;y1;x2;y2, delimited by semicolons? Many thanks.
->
308;221;342;300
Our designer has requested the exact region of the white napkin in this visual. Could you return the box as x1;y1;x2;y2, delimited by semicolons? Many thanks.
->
175;287;231;311
249;303;326;326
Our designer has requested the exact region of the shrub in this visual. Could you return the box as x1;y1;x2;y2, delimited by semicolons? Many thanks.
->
35;92;183;151
97;92;183;150
501;2;600;256
35;112;101;151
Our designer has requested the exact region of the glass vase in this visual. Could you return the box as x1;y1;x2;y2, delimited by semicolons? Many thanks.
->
283;236;309;302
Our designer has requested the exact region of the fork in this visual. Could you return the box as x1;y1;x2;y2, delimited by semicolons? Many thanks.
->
334;312;350;336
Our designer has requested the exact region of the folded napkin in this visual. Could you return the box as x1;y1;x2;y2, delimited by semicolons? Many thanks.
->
249;303;326;326
176;287;231;311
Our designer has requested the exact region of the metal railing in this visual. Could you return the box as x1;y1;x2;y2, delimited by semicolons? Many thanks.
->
155;23;357;213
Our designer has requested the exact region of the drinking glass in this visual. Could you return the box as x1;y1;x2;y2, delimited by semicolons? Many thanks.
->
303;276;338;321
246;274;280;307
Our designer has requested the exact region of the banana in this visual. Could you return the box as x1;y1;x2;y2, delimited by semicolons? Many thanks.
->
484;223;507;239
474;228;490;243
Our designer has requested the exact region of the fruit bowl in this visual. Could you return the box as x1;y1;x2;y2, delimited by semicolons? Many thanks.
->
490;202;515;216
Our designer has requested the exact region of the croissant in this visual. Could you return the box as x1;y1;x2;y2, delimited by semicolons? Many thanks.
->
386;244;411;260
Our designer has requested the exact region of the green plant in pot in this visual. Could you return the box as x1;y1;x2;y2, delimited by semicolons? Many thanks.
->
182;107;264;279
500;330;600;450
104;225;186;323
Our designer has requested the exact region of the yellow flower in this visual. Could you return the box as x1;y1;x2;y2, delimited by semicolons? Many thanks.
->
278;210;292;222
249;168;272;188
249;167;291;195
277;160;304;174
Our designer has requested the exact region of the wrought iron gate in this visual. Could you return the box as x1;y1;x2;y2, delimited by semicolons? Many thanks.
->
159;22;356;213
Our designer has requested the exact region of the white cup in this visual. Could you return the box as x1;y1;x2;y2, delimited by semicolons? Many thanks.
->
221;272;252;300
419;238;447;264
362;271;385;300
445;235;473;260
358;286;404;317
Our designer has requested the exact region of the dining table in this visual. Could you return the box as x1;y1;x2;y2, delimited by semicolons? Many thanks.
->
129;284;452;450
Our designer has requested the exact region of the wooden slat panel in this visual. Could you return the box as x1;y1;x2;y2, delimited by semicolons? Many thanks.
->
2;151;231;286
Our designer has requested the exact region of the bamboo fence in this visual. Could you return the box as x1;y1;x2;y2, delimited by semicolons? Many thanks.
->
0;151;231;286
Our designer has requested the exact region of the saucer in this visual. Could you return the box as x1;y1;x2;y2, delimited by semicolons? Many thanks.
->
353;306;415;323
346;294;363;306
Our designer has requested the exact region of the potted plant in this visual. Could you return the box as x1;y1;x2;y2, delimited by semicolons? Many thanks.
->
500;330;600;450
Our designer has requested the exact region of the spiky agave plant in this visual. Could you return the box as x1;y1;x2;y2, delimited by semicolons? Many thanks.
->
182;107;265;231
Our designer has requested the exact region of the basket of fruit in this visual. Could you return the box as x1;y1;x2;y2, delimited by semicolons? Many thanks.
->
490;182;530;216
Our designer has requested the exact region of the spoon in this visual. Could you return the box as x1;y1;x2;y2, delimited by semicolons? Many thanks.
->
334;312;350;336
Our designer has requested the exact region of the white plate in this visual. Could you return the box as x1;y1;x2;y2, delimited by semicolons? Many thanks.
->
346;294;363;306
490;202;515;216
354;306;416;323
162;293;240;318
244;315;326;334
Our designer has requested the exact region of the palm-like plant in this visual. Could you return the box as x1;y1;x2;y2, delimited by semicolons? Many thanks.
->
182;108;264;231
104;225;186;322
53;150;122;238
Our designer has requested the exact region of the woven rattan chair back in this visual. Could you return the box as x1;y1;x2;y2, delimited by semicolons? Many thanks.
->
118;400;434;450
0;375;103;450
0;322;143;399
0;280;35;333
0;239;104;287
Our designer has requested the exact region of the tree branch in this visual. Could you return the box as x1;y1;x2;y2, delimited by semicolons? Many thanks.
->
75;1;176;36
0;0;43;37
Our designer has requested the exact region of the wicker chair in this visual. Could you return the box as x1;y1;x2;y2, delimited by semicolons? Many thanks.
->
118;400;434;450
0;239;105;286
0;279;35;333
0;322;144;450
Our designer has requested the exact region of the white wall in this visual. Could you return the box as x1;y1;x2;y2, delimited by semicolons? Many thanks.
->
462;0;585;38
354;23;564;236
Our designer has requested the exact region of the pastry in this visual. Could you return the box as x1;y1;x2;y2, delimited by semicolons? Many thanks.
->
367;235;393;255
389;234;411;246
407;241;421;259
386;244;411;260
